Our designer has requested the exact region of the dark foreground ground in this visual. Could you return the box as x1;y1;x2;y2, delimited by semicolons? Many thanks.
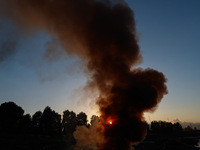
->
0;130;200;150
0;134;72;150
134;130;200;150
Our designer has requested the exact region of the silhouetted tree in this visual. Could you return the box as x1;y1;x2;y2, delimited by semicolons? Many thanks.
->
161;121;173;133
19;114;31;133
54;112;62;135
76;112;87;126
31;111;42;133
151;121;160;133
62;110;76;134
90;115;99;126
62;110;77;146
40;106;62;135
184;125;193;132
173;122;182;133
151;121;182;134
0;101;24;133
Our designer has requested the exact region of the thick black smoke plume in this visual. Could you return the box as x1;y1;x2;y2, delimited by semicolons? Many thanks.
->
0;0;168;149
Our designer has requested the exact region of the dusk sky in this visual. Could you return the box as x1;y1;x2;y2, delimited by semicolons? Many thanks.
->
0;0;200;124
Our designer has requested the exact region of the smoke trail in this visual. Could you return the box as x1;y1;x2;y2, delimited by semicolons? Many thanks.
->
0;0;168;149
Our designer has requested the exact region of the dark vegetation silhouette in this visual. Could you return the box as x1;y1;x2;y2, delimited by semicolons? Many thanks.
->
0;102;24;134
0;101;199;150
134;121;200;150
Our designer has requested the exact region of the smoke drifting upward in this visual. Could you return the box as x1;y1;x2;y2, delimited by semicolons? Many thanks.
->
0;0;168;149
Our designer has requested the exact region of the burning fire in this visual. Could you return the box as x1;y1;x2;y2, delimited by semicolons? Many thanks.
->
106;117;116;126
106;118;116;125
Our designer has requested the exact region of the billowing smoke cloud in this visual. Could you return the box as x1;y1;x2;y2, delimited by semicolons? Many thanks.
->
0;0;168;149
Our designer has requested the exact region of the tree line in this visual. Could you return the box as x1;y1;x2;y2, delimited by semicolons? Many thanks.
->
0;101;98;137
1;101;197;137
1;101;199;150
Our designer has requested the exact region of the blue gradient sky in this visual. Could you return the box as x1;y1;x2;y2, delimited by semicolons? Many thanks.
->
0;0;200;123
